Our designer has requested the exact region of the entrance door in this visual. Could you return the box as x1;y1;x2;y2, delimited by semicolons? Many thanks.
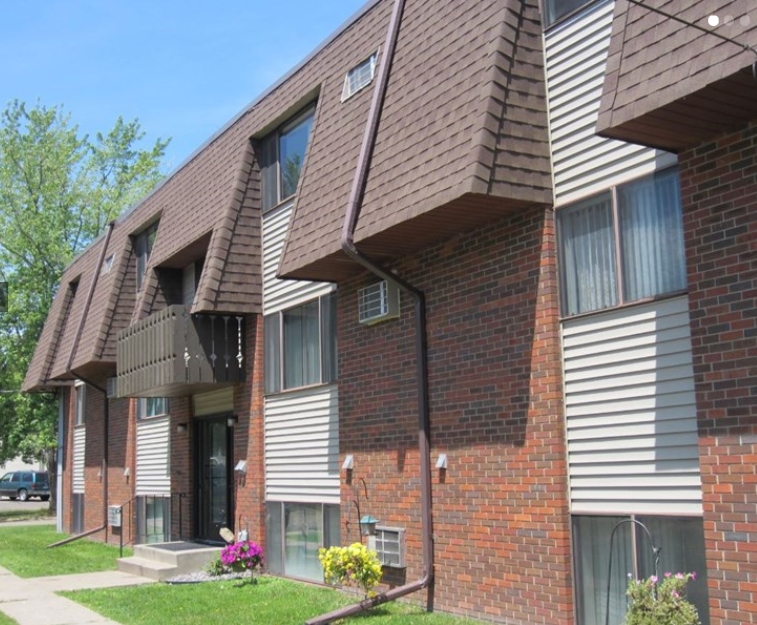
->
195;417;232;542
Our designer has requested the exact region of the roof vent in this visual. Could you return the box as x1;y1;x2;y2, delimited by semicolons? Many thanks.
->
358;280;399;325
342;52;377;101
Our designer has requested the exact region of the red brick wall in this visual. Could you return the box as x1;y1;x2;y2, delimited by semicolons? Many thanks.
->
83;384;106;540
338;207;572;624
232;314;266;546
680;121;757;625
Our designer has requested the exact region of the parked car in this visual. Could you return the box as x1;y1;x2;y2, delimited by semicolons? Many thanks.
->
0;470;50;501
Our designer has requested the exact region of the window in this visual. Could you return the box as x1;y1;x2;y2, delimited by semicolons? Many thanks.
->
542;0;595;27
265;502;340;582
264;292;337;393
135;222;159;290
137;496;170;544
573;515;710;625
259;106;316;211
342;53;377;101
557;168;686;317
136;397;169;419
369;526;406;568
101;254;114;275
72;493;85;534
74;382;86;426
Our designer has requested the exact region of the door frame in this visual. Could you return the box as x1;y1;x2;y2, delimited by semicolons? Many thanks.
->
193;414;234;543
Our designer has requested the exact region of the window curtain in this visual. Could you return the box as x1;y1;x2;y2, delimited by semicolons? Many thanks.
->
264;314;281;393
559;193;617;316
618;169;686;302
573;516;632;625
283;300;320;389
637;516;710;624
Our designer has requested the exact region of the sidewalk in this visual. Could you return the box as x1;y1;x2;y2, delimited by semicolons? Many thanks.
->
0;561;154;625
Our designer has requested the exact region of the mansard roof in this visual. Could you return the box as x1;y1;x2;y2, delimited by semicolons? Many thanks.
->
596;0;757;151
25;0;554;389
279;0;553;281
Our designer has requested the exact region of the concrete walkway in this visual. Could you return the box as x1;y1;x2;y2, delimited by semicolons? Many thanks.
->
0;563;155;625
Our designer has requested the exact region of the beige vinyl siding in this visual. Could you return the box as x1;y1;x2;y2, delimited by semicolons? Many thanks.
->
135;416;171;496
264;385;340;504
262;201;333;315
544;0;675;205
72;426;85;494
262;199;340;505
193;387;234;417
563;296;702;515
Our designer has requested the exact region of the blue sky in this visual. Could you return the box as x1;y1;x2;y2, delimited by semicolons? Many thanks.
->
0;0;369;172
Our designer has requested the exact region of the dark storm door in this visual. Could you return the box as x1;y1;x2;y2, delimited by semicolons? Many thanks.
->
195;417;232;542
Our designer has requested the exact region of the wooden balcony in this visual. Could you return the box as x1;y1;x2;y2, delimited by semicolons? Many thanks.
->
117;305;245;398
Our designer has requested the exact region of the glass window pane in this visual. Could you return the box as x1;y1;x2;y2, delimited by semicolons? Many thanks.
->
266;502;284;575
543;0;593;27
264;313;281;394
618;169;686;302
324;504;341;549
320;292;337;384
279;110;314;200
572;516;632;625
637;516;710;625
558;194;617;316
283;300;320;389
284;503;323;581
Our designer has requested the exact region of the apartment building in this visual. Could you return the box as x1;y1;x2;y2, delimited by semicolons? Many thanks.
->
24;1;757;623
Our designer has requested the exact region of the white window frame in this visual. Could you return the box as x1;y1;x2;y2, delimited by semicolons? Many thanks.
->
264;292;337;394
136;397;170;420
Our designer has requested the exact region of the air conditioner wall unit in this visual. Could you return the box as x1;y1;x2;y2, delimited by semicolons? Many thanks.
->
358;280;400;325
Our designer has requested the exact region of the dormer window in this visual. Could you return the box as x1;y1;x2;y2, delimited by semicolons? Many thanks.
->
135;222;158;291
259;106;315;211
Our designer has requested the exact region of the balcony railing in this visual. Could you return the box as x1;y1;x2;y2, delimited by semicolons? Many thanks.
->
117;305;245;397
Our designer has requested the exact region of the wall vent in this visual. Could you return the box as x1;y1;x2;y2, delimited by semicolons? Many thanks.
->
341;52;377;101
358;280;399;325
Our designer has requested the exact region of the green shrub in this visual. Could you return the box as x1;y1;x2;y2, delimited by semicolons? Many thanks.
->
318;542;383;597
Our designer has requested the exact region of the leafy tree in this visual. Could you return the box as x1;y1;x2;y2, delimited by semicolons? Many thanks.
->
0;100;169;509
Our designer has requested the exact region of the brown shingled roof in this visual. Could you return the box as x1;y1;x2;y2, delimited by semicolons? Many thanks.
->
278;0;553;282
596;0;757;151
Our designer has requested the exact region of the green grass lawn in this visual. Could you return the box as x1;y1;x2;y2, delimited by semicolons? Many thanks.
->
0;525;129;578
0;611;18;625
65;577;485;625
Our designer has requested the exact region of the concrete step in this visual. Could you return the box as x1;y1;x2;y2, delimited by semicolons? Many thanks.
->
117;556;177;581
118;542;220;581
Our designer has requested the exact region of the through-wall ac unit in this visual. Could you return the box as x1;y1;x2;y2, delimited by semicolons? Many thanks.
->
358;280;400;325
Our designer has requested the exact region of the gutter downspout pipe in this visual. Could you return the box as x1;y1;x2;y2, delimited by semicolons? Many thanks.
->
65;222;115;542
305;0;434;622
